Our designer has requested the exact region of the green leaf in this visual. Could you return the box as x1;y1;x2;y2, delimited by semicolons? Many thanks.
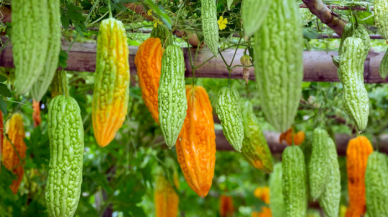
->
0;75;7;82
0;97;8;116
145;0;172;30
303;27;319;39
58;50;69;68
0;83;11;97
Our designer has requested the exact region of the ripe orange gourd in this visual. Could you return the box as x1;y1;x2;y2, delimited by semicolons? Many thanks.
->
154;170;179;217
346;136;373;216
0;110;3;172
219;195;234;217
175;85;216;197
254;187;270;204
134;37;164;124
2;113;26;194
32;100;41;127
251;207;272;217
279;128;305;145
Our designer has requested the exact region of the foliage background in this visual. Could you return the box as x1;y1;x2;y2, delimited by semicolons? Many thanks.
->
0;0;387;216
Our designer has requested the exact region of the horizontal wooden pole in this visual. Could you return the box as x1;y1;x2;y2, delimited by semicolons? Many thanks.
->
1;41;387;83
216;130;388;155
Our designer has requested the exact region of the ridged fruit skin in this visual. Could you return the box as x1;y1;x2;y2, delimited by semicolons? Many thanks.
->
346;136;373;216
150;25;172;48
219;195;234;217
365;152;388;217
339;37;369;132
11;0;49;94
134;37;164;124
269;163;285;217
242;0;272;36
46;95;84;217
2;113;26;194
92;18;130;147
50;70;69;99
318;138;341;217
375;0;388;40
158;45;187;148
254;0;303;132
226;0;233;10
201;0;219;57
154;171;179;217
279;128;305;146
217;87;244;152
282;146;307;217
176;85;216;198
339;24;370;61
32;100;41;127
308;128;330;200
241;99;272;173
379;49;388;79
31;0;61;101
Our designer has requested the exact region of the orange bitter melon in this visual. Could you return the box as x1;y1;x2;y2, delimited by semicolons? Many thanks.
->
175;85;216;197
254;186;270;204
32;100;41;127
134;37;164;124
219;195;234;217
92;18;130;147
2;113;26;194
279;128;305;146
154;169;179;217
346;136;373;216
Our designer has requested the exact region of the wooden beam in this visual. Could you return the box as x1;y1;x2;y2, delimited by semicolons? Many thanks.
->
1;42;387;83
216;130;388;155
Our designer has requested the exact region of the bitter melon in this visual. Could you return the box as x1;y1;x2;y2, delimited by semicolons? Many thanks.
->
217;87;244;152
46;95;84;217
12;0;49;94
375;0;388;40
309;128;330;200
269;163;285;217
365;152;388;217
50;70;69;99
318;138;341;217
241;99;272;173
201;0;219;57
241;0;272;36
254;0;303;132
158;45;187;148
282;146;307;217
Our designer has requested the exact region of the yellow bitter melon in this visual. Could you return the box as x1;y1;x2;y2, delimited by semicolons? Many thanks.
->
92;18;130;147
46;95;84;216
31;0;62;101
12;0;49;94
241;99;273;173
253;0;303;132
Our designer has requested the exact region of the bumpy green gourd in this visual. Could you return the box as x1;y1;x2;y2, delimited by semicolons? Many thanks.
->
269;163;285;217
254;0;303;132
282;146;307;217
158;45;187;148
46;95;84;217
242;0;272;36
217;87;244;152
31;0;61;101
12;0;49;94
380;49;388;80
241;99;273;172
375;0;388;40
365;152;388;217
50;70;69;99
318;138;341;217
227;0;233;9
308;128;330;200
201;0;219;57
339;37;369;132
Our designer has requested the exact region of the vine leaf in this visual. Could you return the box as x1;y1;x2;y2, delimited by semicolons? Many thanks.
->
145;0;172;30
61;3;88;36
58;50;69;69
0;97;7;116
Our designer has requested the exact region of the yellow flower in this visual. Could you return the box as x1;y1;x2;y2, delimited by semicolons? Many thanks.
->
153;19;163;27
218;16;228;30
147;9;153;16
